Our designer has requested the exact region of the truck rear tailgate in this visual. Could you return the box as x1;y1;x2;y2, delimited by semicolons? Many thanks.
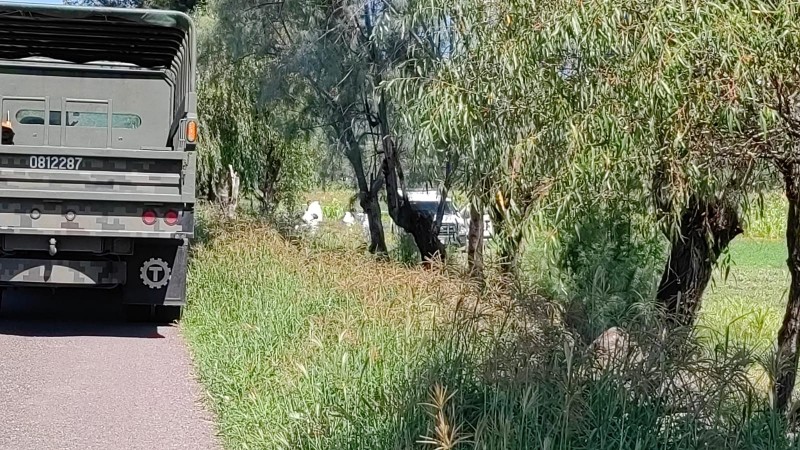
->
0;145;195;238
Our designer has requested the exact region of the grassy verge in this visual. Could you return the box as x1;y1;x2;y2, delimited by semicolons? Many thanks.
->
184;217;795;450
183;220;461;448
696;239;789;395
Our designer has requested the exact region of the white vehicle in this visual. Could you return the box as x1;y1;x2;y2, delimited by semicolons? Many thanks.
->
461;209;494;240
395;190;467;246
475;213;495;240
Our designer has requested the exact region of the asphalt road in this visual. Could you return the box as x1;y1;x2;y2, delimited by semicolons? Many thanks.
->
0;288;221;450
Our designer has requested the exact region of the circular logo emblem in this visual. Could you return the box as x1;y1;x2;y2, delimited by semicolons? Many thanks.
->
140;258;171;289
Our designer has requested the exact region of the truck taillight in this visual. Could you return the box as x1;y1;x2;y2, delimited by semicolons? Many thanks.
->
186;120;197;143
164;210;179;226
142;210;157;225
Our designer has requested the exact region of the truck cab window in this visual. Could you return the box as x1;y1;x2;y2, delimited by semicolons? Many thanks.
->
16;109;142;129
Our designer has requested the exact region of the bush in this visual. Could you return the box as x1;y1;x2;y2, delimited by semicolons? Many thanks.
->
391;232;421;266
555;210;665;341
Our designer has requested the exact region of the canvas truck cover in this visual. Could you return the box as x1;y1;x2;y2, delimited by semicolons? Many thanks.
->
0;3;197;241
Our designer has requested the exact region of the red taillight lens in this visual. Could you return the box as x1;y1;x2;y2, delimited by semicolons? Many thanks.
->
164;210;180;226
142;210;157;225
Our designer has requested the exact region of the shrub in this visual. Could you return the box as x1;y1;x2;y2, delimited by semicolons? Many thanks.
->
555;209;665;341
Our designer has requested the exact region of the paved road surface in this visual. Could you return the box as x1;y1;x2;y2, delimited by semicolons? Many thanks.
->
0;288;220;450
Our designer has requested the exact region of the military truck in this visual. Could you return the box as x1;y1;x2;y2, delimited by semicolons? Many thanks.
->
0;4;197;321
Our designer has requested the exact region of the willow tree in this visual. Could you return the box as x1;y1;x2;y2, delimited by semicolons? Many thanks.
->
700;1;800;413
538;2;761;330
199;0;452;258
396;0;570;277
399;0;777;326
196;58;315;214
193;9;315;215
403;0;800;410
197;0;387;252
367;0;454;261
603;0;800;413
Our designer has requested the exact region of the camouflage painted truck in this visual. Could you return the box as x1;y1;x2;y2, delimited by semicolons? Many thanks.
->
0;4;197;320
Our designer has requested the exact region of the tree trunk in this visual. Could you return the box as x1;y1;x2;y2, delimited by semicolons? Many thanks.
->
491;217;521;274
361;184;387;254
382;156;446;263
215;164;240;219
259;181;277;215
376;92;445;263
467;203;484;280
342;125;387;254
775;162;800;413
488;190;522;274
258;152;282;215
497;231;523;274
656;197;742;328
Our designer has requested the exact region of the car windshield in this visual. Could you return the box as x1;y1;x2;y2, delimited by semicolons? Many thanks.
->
412;200;455;215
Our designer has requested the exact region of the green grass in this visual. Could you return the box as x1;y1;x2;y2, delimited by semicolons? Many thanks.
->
183;218;797;450
697;193;791;389
744;192;788;241
183;222;448;448
698;239;789;391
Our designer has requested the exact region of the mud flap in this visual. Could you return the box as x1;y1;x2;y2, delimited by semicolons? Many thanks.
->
123;238;188;306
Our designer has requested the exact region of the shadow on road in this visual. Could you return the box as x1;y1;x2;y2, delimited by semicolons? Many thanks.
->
0;287;166;338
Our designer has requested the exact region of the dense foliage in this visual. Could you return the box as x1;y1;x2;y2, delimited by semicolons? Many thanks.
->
192;0;800;415
195;55;315;212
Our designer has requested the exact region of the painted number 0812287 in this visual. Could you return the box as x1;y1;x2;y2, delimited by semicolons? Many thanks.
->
29;156;83;170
